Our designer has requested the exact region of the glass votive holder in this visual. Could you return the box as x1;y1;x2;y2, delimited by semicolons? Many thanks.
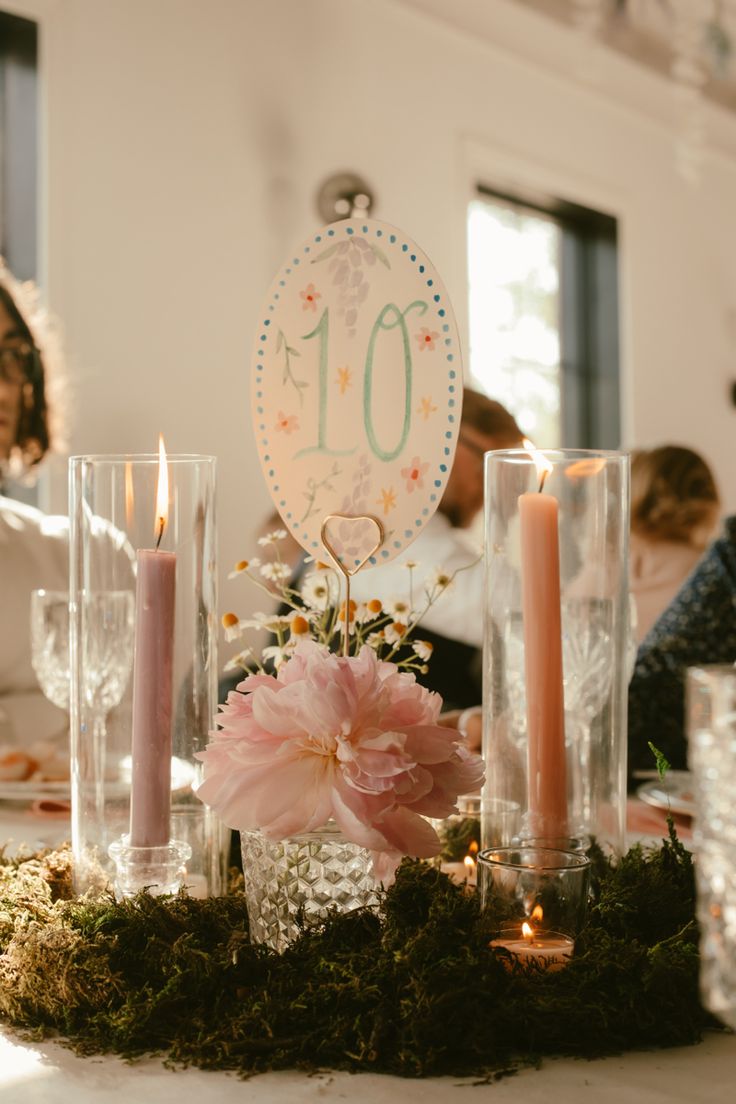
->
430;794;482;886
514;836;588;853
478;846;591;970
688;665;736;1030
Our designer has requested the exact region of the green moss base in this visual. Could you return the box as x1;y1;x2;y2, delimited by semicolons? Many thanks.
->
0;826;717;1079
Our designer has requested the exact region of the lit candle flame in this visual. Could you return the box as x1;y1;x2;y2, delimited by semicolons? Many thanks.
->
464;854;476;873
522;921;534;942
523;438;553;492
531;904;544;922
155;435;169;550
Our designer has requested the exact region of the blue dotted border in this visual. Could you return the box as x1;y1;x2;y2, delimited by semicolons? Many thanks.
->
253;220;459;567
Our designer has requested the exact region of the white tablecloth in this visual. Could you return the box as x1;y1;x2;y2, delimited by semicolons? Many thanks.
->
1;1025;734;1104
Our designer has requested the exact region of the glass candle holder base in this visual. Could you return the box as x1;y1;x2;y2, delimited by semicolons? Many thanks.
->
108;836;192;898
478;845;590;955
489;922;574;972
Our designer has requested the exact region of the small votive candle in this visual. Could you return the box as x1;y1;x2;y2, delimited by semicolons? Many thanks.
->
490;921;574;971
478;846;590;971
441;853;477;887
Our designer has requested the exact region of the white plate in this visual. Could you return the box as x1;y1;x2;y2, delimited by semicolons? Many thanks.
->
0;778;72;803
636;771;695;818
0;756;196;804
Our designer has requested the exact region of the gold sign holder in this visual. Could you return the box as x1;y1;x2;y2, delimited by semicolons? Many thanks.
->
320;513;385;657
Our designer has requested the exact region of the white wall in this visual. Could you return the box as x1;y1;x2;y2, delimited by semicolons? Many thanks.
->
7;0;736;628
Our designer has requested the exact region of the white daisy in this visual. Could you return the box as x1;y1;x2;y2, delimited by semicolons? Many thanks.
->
262;638;296;669
386;597;412;620
223;648;254;672
354;601;376;624
429;566;454;592
221;613;245;642
239;612;293;633
384;622;408;646
257;529;288;546
412;640;434;662
259;561;291;582
301;571;338;610
228;557;260;579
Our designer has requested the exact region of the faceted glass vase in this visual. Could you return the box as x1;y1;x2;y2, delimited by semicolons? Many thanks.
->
240;824;378;952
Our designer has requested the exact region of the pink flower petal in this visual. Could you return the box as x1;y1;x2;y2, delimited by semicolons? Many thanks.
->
195;638;485;874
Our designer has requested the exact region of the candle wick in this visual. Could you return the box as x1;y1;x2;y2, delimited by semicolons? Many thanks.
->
155;516;165;550
537;468;549;494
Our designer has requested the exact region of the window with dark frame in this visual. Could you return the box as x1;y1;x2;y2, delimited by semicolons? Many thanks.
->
467;185;620;450
0;9;38;281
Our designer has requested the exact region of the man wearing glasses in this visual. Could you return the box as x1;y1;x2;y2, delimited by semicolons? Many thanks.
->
349;387;524;710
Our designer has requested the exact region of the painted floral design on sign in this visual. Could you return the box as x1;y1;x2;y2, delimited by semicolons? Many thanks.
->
251;218;462;569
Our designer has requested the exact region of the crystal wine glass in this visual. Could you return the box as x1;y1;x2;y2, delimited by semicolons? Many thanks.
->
30;589;135;760
30;589;72;712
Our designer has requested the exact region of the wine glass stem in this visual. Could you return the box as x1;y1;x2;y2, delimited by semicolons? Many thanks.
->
92;712;108;821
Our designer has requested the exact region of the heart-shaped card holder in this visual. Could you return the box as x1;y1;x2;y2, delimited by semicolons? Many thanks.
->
320;514;385;656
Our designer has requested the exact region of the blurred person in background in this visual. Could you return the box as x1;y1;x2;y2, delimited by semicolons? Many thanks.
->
628;513;736;781
630;445;721;643
0;260;69;763
224;388;525;713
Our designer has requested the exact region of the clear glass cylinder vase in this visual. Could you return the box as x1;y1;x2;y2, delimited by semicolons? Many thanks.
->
241;824;378;952
482;449;629;855
69;453;228;897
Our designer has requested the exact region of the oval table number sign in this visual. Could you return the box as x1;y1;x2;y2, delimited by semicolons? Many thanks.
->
251;217;462;571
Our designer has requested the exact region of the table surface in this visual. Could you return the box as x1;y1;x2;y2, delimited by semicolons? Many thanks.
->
1;799;720;1103
1;1025;734;1104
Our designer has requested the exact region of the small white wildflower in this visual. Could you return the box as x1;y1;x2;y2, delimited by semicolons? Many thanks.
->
224;623;244;643
384;622;408;646
386;597;412;619
367;630;385;648
301;571;338;611
221;612;245;642
223;648;254;672
259;561;291;582
239;612;293;633
227;557;261;579
412;640;434;662
261;644;286;668
429;566;454;592
262;638;296;669
257;528;288;546
402;559;420;571
354;602;375;625
288;613;313;637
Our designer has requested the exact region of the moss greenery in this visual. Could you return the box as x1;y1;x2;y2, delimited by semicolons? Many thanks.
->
0;817;719;1080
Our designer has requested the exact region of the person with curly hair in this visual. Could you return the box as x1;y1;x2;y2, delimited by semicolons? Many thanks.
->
629;445;721;643
0;261;69;752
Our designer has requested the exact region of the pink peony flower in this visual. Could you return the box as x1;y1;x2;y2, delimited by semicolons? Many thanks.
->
196;640;484;884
